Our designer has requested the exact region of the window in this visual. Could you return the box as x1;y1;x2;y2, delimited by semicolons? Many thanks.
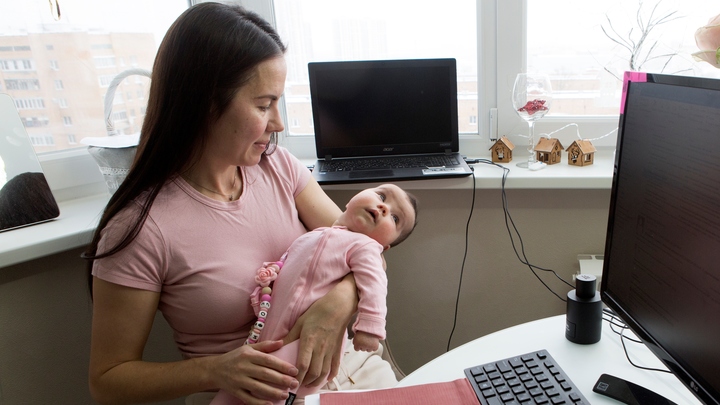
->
492;0;719;149
15;97;46;109
527;0;720;117
6;79;40;90
98;75;115;87
24;116;50;127
29;134;55;146
0;59;35;71
0;0;186;157
273;0;478;152
94;56;117;69
3;0;717;199
0;0;187;197
111;110;128;121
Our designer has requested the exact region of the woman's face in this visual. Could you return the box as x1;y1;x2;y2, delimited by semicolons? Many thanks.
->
207;56;287;168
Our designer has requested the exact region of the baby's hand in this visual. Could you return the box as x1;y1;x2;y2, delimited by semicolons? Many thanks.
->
352;331;380;352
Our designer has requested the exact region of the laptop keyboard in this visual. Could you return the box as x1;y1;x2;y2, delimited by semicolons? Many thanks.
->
318;155;460;172
464;349;590;405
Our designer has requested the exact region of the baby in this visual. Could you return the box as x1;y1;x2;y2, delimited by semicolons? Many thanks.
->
212;183;418;404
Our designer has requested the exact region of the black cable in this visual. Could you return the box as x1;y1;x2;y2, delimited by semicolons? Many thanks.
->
477;159;572;302
447;165;476;352
602;309;641;340
602;312;671;373
449;160;670;375
619;327;672;374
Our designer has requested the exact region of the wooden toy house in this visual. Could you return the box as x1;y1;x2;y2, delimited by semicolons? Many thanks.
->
534;137;564;165
566;139;597;166
489;136;515;163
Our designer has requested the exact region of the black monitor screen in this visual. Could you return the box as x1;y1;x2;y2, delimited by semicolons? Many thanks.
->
601;72;720;405
308;58;458;158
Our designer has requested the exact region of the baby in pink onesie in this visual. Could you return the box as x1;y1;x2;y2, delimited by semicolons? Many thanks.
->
212;183;418;405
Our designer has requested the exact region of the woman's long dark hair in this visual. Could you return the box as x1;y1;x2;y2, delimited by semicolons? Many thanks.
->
82;2;286;295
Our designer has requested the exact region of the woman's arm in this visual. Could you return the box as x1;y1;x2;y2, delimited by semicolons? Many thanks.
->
294;178;342;230
291;179;359;387
89;278;299;405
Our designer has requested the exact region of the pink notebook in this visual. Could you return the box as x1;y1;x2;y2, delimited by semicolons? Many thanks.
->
319;378;478;405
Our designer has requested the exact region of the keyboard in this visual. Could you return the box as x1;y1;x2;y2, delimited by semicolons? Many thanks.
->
318;155;459;172
464;349;590;405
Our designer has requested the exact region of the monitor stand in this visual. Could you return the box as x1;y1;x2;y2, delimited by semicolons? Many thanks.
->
593;374;678;405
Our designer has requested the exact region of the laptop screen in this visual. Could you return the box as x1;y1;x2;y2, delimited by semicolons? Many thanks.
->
0;93;60;232
308;58;458;159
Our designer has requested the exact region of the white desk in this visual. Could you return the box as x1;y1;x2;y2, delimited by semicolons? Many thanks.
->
308;315;701;404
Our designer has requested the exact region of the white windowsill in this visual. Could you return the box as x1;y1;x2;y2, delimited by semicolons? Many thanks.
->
314;147;614;191
0;193;109;268
0;148;614;268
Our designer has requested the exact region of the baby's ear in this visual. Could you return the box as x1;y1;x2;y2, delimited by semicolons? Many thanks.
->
383;245;391;251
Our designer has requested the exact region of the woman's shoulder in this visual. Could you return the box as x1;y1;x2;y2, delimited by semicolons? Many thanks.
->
252;146;311;190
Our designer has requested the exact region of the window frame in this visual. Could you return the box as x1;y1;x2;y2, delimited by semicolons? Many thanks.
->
41;0;620;201
494;0;619;150
273;0;620;161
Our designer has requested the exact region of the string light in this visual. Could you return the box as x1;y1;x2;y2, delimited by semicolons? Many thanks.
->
516;123;618;142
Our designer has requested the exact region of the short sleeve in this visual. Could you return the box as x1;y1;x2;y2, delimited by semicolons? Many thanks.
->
92;203;168;292
269;147;311;198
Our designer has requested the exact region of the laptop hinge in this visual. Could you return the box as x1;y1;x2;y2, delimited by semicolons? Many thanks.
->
324;155;333;162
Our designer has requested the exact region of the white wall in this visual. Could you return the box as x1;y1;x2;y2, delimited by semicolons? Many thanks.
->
0;185;610;403
322;186;610;373
0;247;183;405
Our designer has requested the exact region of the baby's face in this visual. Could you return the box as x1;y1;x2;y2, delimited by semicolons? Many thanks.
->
336;184;415;249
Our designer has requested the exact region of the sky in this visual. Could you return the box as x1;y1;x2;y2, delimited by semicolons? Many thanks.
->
0;0;187;43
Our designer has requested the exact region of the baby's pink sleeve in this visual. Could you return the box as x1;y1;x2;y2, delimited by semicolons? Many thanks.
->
348;242;387;339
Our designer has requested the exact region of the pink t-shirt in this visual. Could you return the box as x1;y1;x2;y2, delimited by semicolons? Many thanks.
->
92;147;311;358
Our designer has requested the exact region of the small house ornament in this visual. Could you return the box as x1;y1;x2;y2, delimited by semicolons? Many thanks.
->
534;137;564;165
490;136;515;163
566;139;597;166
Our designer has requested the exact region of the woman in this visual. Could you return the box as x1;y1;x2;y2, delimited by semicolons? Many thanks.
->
84;3;365;404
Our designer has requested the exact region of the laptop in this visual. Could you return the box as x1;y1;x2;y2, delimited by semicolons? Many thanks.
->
308;58;473;184
0;93;60;232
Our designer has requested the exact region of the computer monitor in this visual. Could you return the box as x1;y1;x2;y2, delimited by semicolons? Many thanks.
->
601;72;720;405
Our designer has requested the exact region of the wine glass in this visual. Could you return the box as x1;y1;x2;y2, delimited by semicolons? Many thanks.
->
512;73;553;168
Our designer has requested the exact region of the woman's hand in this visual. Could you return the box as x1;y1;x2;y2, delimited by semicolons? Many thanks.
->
283;274;358;388
90;279;300;404
211;340;300;405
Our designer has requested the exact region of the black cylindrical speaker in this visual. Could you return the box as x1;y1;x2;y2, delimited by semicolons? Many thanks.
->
565;274;602;344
